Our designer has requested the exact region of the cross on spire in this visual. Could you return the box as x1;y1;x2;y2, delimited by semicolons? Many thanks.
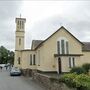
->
20;14;21;18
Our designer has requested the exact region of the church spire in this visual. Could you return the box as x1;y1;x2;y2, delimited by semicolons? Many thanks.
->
20;14;21;18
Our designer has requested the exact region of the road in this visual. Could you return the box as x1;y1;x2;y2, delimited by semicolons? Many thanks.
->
0;69;45;90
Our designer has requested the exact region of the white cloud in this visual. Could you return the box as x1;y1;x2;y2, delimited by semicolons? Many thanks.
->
0;1;90;50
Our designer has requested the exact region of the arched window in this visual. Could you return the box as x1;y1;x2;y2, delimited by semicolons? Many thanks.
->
57;41;60;54
69;57;75;68
20;21;21;29
18;57;20;64
30;54;32;65
33;54;36;65
61;39;65;54
57;38;69;54
19;38;21;45
18;21;19;25
22;21;24;29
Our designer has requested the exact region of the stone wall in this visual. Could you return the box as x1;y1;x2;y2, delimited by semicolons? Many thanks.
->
21;69;37;77
21;69;32;77
22;69;76;90
32;72;76;90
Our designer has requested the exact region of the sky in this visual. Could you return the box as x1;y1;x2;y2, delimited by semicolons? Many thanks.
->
0;0;90;51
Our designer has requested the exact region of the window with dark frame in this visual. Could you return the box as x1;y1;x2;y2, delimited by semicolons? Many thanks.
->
69;57;71;68
18;21;19;25
19;38;21;45
30;54;32;65
18;57;20;64
33;54;36;65
20;21;21;29
57;39;69;54
66;41;69;54
22;21;24;29
69;57;75;68
72;57;75;67
38;50;40;66
61;40;65;54
57;41;60;54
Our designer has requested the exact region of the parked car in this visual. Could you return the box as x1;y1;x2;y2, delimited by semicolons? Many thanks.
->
10;67;21;76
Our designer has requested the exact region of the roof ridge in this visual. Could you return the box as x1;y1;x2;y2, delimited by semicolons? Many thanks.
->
35;26;83;50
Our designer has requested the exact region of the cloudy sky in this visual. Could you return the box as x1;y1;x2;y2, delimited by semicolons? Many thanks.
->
0;0;90;51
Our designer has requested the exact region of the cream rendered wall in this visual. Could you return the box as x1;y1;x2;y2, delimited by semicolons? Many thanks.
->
14;51;22;68
36;45;55;71
16;31;24;37
15;32;25;50
36;28;83;72
14;18;26;67
21;51;36;69
61;56;82;72
81;51;90;65
15;37;24;50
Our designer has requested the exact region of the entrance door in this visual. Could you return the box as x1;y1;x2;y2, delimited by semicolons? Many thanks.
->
58;57;61;74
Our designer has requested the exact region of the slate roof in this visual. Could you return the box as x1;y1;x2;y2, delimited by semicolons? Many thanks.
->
34;26;83;50
82;42;90;51
31;40;43;50
30;26;90;52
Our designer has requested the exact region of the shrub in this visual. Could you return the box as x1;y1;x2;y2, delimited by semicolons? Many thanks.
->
82;63;90;74
60;73;90;90
60;73;77;87
70;67;85;74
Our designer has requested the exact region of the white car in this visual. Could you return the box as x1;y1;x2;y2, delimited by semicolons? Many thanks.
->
10;67;21;76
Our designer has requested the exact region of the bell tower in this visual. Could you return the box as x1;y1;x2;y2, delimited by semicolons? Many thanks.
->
15;17;26;50
14;17;26;67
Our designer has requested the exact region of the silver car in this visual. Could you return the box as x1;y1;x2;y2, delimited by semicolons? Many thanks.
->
10;67;21;76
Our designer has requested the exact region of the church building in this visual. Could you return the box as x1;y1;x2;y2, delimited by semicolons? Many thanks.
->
14;17;90;74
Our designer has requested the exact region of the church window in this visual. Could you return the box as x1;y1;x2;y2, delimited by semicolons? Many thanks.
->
19;38;21;45
18;21;19;25
69;57;75;68
61;40;65;54
18;57;20;64
22;21;24;29
57;41;60;54
69;57;71;68
66;41;69;54
20;21;21;29
38;50;40;66
72;57;75;67
33;54;36;65
30;54;32;65
57;38;69;54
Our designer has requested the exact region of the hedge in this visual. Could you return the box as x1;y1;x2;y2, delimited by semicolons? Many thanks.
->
60;73;90;90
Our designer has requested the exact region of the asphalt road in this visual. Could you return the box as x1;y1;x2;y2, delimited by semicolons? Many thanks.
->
0;69;45;90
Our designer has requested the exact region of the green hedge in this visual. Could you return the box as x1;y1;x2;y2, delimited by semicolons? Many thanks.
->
70;63;90;74
70;67;86;74
82;63;90;74
60;73;90;90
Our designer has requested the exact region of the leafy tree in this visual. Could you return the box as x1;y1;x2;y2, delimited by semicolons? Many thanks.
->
0;46;14;64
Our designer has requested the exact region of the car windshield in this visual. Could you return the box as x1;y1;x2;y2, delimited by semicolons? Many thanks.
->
11;67;20;71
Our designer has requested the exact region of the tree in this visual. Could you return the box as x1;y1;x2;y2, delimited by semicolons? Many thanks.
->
0;46;14;64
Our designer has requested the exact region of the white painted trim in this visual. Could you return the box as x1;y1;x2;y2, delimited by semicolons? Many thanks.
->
69;57;75;68
57;37;68;41
57;37;68;54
